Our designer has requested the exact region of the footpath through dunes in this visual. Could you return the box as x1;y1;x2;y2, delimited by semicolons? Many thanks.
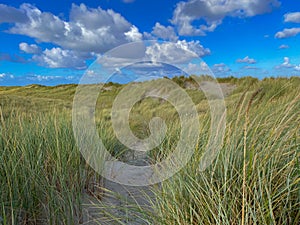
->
81;141;156;225
80;81;236;224
82;78;233;225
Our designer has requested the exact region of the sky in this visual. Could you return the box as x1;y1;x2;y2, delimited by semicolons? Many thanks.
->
0;0;300;85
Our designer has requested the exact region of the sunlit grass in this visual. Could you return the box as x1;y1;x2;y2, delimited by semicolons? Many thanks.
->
0;76;299;224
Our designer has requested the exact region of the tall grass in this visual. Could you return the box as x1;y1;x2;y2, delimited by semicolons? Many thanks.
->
0;110;85;224
0;77;299;224
150;78;300;225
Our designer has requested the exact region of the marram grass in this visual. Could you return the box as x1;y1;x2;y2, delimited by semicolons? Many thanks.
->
0;77;299;224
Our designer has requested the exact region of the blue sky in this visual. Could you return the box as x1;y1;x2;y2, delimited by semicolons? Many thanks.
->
0;0;300;85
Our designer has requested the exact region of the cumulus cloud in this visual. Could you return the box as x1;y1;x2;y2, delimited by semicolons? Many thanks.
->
294;65;300;71
0;3;146;70
275;12;300;39
32;47;87;69
151;22;178;42
281;57;293;68
124;26;143;41
145;40;210;63
172;0;280;35
279;44;289;49
275;57;300;71
183;62;210;75
7;3;142;53
0;3;214;71
0;4;28;23
284;12;300;23
236;56;257;64
275;27;300;38
95;40;210;75
19;42;41;54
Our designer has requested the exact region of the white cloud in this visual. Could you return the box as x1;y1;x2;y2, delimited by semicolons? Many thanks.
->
284;12;300;23
275;12;300;39
281;57;293;68
184;62;210;75
145;40;210;63
23;74;80;84
0;72;14;79
8;3;142;53
0;3;214;71
275;57;300;71
279;44;289;49
236;56;257;64
26;74;62;81
96;40;210;71
124;25;143;42
151;22;178;42
19;42;41;54
172;0;280;35
275;28;300;38
32;47;87;69
294;65;300;71
0;72;81;85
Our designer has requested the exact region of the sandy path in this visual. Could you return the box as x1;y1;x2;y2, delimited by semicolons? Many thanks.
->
81;144;155;225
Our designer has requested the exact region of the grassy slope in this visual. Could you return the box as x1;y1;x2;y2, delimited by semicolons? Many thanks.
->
0;76;299;224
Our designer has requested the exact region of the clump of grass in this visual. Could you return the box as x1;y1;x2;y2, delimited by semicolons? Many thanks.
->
150;77;300;225
0;109;93;224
